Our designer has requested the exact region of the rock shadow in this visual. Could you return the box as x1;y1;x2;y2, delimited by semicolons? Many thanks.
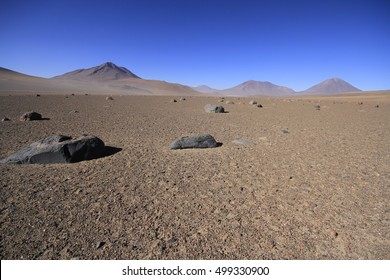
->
101;146;122;158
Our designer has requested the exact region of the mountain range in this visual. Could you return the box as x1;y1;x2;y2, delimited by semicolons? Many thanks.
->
0;62;365;96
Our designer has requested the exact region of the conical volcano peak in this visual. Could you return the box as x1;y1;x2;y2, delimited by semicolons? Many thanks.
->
303;77;361;94
53;62;140;81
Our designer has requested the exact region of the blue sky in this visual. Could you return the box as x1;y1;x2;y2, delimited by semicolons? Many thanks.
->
1;0;389;91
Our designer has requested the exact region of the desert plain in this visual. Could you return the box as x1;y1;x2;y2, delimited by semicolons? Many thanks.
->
0;92;389;260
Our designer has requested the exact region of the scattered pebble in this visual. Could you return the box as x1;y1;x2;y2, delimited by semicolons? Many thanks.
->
1;117;11;122
96;241;105;249
329;230;338;238
171;99;177;102
249;100;257;105
180;97;186;101
106;96;114;100
314;104;321;110
225;100;234;104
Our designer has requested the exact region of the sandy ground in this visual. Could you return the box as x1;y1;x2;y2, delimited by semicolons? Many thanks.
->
0;93;389;259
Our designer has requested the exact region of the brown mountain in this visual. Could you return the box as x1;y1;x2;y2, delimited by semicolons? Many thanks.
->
302;77;361;95
220;80;295;96
52;62;140;81
0;64;199;96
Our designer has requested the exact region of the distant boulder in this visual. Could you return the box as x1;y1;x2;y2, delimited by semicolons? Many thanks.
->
249;100;257;105
204;104;225;113
20;111;42;121
0;135;106;164
170;134;218;149
106;96;114;100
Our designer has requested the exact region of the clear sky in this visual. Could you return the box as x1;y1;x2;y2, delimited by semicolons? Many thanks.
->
1;0;389;91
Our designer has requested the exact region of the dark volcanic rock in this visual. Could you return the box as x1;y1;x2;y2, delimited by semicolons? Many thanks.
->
20;111;42;121
0;135;106;164
204;104;225;113
170;134;218;149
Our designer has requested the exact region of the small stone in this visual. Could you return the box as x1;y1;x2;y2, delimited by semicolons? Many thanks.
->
69;110;79;114
329;230;338;238
20;111;42;121
249;100;257;105
171;99;177;102
1;117;11;122
225;100;234;104
204;104;225;113
281;129;289;134
106;96;114;100
36;94;41;97
96;241;105;249
314;104;321;110
256;104;263;108
375;105;379;108
180;97;186;101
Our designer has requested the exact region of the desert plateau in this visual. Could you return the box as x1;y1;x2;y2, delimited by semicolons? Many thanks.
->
1;87;389;259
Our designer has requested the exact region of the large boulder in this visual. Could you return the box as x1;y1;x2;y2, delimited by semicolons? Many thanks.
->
204;104;225;113
20;111;42;121
0;135;105;164
170;134;218;149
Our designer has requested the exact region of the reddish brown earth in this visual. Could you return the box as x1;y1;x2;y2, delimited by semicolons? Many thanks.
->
0;93;389;259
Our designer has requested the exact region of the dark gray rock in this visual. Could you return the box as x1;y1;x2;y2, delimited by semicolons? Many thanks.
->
170;134;218;149
171;99;177;102
0;135;105;164
20;111;42;121
314;104;321;110
1;117;11;122
204;104;225;113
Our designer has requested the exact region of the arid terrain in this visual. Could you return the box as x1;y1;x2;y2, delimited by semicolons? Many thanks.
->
0;92;389;259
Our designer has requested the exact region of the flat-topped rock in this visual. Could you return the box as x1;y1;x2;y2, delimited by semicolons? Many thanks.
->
0;135;106;164
170;134;218;149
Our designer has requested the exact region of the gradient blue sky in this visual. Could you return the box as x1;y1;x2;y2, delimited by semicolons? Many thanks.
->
1;0;389;91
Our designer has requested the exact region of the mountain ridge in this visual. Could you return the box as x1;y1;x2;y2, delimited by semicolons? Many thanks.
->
0;64;369;96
